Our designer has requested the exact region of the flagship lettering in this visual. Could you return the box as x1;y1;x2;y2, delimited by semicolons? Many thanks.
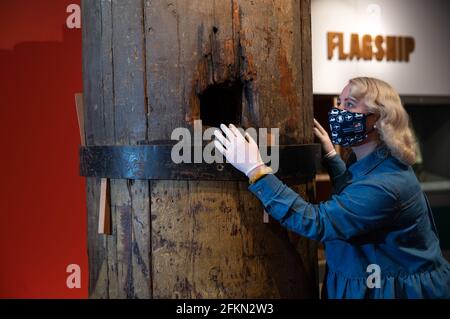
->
327;32;415;62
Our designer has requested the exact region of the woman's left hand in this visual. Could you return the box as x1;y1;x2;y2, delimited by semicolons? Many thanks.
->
214;123;265;176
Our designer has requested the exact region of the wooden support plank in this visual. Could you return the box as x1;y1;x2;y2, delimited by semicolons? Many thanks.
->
98;178;111;235
75;92;111;235
74;93;86;146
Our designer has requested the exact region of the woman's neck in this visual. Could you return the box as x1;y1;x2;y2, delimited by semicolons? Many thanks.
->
351;140;380;161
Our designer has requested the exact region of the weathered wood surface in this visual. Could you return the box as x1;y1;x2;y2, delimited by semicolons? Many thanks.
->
83;0;317;298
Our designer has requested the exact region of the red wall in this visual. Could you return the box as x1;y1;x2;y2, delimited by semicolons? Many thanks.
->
0;0;87;298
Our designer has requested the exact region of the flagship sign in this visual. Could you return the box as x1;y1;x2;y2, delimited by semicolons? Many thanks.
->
312;0;450;95
327;32;415;62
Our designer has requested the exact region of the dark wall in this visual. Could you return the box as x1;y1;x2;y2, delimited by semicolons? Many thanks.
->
406;104;450;179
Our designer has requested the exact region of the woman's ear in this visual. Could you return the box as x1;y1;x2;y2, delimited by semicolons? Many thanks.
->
371;115;378;129
366;114;380;134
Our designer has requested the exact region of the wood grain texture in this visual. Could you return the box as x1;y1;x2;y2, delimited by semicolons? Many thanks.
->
82;0;108;298
83;0;318;299
83;0;151;298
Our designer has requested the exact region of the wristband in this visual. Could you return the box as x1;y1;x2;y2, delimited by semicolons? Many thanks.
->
324;149;337;159
248;166;273;184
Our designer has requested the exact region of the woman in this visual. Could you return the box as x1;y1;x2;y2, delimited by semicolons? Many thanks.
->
214;77;450;299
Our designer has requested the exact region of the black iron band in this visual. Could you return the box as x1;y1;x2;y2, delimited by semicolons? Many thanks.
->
79;142;321;182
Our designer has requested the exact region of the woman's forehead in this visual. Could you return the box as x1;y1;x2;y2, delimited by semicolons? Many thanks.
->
339;84;353;100
340;83;364;102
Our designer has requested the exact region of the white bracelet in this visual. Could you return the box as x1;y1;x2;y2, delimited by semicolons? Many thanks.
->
324;149;337;159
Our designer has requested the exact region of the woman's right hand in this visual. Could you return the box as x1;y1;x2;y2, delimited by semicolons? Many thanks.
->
313;118;336;157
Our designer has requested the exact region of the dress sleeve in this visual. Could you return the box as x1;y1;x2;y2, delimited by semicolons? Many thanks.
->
322;153;348;194
248;173;398;242
324;153;347;179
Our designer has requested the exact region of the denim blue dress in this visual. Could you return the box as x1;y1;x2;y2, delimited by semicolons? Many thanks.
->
248;144;450;298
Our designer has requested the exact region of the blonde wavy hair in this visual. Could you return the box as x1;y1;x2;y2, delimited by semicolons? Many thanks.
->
348;77;417;166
